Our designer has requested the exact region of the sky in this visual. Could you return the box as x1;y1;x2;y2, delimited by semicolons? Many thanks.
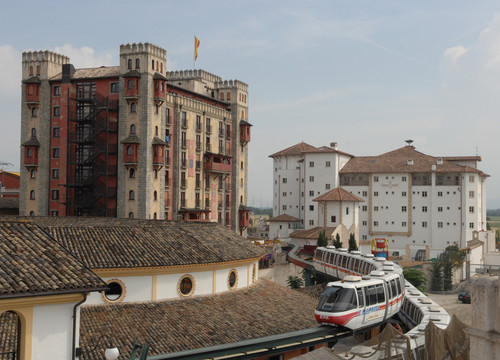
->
1;0;500;208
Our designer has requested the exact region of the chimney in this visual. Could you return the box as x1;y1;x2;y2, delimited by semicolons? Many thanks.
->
62;64;75;84
330;142;338;150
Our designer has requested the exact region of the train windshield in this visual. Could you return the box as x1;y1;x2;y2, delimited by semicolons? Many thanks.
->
316;286;357;312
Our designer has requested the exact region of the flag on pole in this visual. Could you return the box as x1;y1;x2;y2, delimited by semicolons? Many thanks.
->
194;36;200;61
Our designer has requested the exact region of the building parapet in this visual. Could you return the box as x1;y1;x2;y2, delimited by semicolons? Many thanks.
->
166;69;222;83
166;93;231;119
22;51;69;65
215;79;248;92
120;42;166;59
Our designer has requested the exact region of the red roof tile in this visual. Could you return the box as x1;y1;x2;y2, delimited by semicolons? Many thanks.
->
313;187;364;202
289;227;336;240
269;214;301;222
269;142;317;158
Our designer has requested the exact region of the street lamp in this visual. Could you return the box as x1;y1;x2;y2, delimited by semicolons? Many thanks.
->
76;335;119;360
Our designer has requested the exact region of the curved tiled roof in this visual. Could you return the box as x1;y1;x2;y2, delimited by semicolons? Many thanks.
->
289;227;336;240
313;187;364;202
79;280;319;359
269;142;317;158
0;221;106;299
37;219;265;269
340;146;487;175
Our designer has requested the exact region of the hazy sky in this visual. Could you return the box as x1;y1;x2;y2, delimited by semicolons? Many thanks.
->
1;0;500;207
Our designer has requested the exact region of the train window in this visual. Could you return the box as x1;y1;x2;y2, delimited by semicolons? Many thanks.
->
317;286;357;312
353;259;359;273
391;280;398;298
357;289;364;308
367;285;377;305
376;284;385;303
315;250;323;261
396;278;402;295
342;256;348;268
386;282;392;300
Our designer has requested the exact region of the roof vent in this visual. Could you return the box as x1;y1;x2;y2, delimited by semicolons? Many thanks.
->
407;158;414;166
350;250;361;255
326;245;336;249
338;248;348;252
370;270;385;277
344;275;362;282
437;157;443;165
362;254;375;259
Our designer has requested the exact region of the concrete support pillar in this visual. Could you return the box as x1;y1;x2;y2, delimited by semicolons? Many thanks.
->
303;270;312;287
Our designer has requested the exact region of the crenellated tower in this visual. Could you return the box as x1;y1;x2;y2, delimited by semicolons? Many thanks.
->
20;51;69;216
117;42;168;219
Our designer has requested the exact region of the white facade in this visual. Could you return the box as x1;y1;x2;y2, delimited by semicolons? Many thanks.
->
270;142;488;260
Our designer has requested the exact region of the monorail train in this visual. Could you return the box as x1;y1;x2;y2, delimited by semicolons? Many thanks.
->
313;246;405;330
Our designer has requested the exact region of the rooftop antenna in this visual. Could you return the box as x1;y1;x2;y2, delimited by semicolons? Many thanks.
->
405;139;414;146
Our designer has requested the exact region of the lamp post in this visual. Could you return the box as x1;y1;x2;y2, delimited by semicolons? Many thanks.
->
77;335;119;360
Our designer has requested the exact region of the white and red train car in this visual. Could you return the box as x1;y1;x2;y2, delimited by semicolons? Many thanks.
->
313;246;405;330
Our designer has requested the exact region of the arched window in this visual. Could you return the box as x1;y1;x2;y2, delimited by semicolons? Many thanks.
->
130;124;136;134
154;191;158;201
161;82;164;91
129;190;135;200
30;169;36;179
154;212;157;219
241;110;244;120
36;66;40;76
220;92;224;101
130;102;136;113
227;92;231;101
129;168;135;178
127;146;133;156
135;58;140;69
29;66;33;76
128;59;132;69
156;61;159;71
240;195;243;203
31;128;36;137
152;60;155;70
154;169;158;179
31;107;37;117
160;63;163;73
155;126;158;136
129;212;134;219
30;190;35;200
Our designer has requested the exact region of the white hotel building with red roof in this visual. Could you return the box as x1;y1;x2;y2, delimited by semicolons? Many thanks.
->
270;141;488;259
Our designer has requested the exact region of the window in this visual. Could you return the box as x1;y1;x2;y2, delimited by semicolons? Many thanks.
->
53;86;61;96
30;169;36;179
438;222;443;228
127;79;134;89
51;210;58;216
438;191;443;197
469;191;475;198
127;146;133;156
283;178;287;184
309;205;314;211
309;161;314;167
309;220;314;226
129;212;134;219
362;191;367;197
309;176;314;182
228;270;238;289
402;206;407;212
51;189;59;200
402;222;407;227
52;169;59;179
129;190;135;200
309;190;314;196
469;175;475;183
374;192;378;197
346;207;349;215
103;279;126;303
135;58;140;69
402;191;406;197
326;161;331;167
422;191;427;197
155;105;159;114
326;184;330;190
31;107;37;117
374;206;379;211
111;82;119;92
374;221;378;227
331;216;337;222
129;168;135;178
154;191;158;201
469;222;474;229
282;192;287;197
374;176;379;182
422;222;427;228
438;207;443;212
227;92;231;101
31;128;36;137
130;124;136;134
469;206;474;213
53;127;60;137
30;190;35;200
362;206;367;211
282;205;286;211
152;59;155;70
178;275;195;296
130;102;136;112
128;59;132;69
362;221;367;226
53;107;60;117
53;148;60;158
402;176;407;182
422;206;427;212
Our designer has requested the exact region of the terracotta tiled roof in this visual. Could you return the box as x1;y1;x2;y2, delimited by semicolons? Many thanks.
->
268;214;301;222
269;142;317;158
50;66;120;81
289;227;336;240
21;136;40;147
0;221;106;299
79;280;319;359
302;146;353;158
0;198;18;209
340;146;486;175
24;218;266;269
0;311;18;355
313;187;364;202
442;156;482;162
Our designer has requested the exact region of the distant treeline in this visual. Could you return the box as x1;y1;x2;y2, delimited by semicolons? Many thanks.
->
487;209;500;216
250;207;273;216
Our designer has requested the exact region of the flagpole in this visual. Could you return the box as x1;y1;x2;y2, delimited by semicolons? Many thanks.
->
193;34;196;69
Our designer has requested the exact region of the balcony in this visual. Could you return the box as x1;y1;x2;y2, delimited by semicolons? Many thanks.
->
23;78;41;105
196;142;202;152
196;123;202;132
204;153;232;174
240;120;252;145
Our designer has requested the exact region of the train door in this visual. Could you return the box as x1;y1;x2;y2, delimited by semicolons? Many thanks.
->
357;287;367;325
382;281;390;321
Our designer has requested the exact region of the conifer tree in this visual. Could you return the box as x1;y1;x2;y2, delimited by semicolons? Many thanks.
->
317;230;328;247
333;233;342;248
348;233;358;252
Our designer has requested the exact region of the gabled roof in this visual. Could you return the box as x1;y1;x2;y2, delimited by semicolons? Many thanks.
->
268;214;301;222
313;187;364;202
340;146;486;175
289;227;336;240
80;280;319;358
0;221;106;299
269;142;317;158
302;146;353;158
50;66;120;81
17;218;265;270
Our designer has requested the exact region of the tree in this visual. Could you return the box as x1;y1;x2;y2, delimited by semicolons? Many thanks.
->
287;275;304;289
430;261;443;291
442;261;453;291
440;245;465;291
317;230;328;247
333;233;342;248
403;267;427;292
348;233;358;252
